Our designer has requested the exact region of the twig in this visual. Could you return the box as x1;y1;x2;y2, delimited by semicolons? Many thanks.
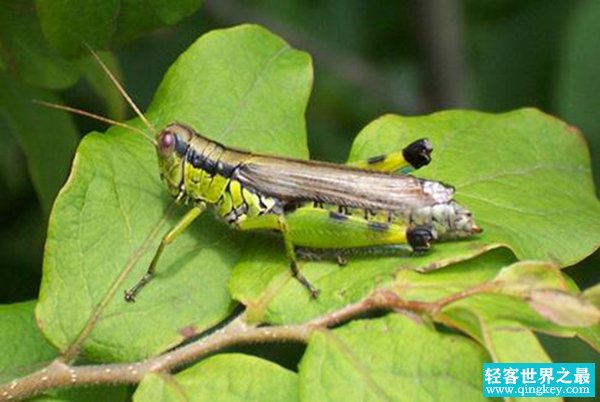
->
0;287;483;401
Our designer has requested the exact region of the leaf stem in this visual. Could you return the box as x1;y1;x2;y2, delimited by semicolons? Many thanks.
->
0;288;484;401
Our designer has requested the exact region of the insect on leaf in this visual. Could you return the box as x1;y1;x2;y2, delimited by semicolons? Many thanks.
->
36;25;312;362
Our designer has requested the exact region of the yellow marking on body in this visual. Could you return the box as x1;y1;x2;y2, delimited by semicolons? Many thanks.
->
350;152;409;172
183;158;203;199
237;213;280;231
218;192;233;217
243;188;262;217
205;174;229;203
369;229;407;244
228;180;244;208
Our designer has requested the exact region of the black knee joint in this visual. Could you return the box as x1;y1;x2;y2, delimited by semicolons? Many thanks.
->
402;138;433;169
407;225;436;252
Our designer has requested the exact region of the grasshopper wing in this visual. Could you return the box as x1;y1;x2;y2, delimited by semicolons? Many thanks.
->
233;156;454;211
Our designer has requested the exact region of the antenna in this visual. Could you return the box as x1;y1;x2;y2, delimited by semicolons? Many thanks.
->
84;44;157;134
33;100;156;145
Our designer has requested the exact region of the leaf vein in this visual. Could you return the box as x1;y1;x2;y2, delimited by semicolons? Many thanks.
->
218;44;292;141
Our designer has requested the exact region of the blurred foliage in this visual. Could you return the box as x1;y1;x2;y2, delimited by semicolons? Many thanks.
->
35;0;203;56
0;0;598;392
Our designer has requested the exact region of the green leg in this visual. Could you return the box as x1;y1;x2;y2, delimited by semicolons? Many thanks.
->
348;138;432;173
282;219;321;299
124;204;206;302
283;207;437;258
296;245;408;262
283;207;410;248
236;207;436;298
236;213;320;298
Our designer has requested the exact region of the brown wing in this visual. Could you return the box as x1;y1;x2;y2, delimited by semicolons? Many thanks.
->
232;155;454;211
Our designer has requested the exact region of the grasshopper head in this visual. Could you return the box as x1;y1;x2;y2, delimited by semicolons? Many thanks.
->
155;123;195;199
439;202;482;240
413;201;481;241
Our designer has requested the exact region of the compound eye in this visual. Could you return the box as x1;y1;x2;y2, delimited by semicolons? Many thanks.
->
158;130;175;156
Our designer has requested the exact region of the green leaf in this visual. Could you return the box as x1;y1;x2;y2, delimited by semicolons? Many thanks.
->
388;259;591;347
230;242;508;325
583;283;600;307
493;260;569;294
0;0;79;89
490;261;600;327
36;0;203;57
348;110;600;266
444;294;576;343
478;323;563;402
539;333;600;382
147;25;311;158
482;322;552;363
391;248;515;302
0;73;78;214
577;325;600;352
0;301;56;383
0;301;128;401
36;25;313;362
30;386;128;402
134;354;298;402
299;314;488;402
528;289;600;327
38;130;239;362
435;262;590;340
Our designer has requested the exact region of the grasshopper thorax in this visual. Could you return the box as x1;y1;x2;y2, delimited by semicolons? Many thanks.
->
155;122;243;204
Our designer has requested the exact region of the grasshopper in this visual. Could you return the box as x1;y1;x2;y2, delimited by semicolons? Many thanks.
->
40;50;481;302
